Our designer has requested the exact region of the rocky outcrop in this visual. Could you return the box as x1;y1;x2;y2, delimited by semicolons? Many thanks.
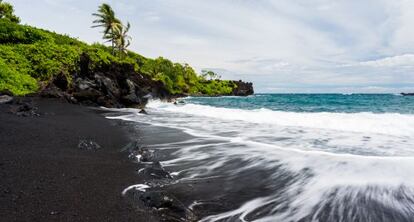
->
231;80;254;96
7;98;40;117
39;54;254;108
121;140;196;221
40;54;171;108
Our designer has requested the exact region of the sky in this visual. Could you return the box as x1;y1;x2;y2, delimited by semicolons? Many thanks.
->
8;0;414;93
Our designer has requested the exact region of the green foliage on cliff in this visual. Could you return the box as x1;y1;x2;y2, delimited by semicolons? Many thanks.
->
140;57;234;95
0;0;20;23
0;58;38;95
0;18;236;96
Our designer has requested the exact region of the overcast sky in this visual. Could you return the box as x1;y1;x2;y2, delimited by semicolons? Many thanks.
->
8;0;414;93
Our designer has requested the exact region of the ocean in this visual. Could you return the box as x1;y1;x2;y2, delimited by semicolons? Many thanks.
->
112;94;414;221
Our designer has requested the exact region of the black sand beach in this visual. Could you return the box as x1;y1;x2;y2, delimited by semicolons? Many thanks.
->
0;98;160;221
0;97;263;222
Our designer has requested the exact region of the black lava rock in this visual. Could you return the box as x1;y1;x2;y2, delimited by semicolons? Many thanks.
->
141;162;172;180
139;109;148;115
9;99;40;117
78;140;101;151
0;95;13;104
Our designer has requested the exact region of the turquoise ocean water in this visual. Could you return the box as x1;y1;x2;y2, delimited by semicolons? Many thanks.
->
185;93;414;113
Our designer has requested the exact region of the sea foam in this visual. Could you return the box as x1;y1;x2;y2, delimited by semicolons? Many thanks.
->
147;100;414;137
111;99;414;221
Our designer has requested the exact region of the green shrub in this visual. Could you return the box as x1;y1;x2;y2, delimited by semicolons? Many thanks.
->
0;58;38;95
49;32;84;46
0;44;31;74
0;19;52;44
15;42;80;81
84;43;138;71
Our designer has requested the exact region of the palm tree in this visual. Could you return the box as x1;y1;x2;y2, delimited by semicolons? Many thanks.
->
92;3;122;54
112;22;132;58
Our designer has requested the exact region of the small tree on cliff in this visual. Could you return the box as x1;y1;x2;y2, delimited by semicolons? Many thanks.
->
92;3;122;54
201;70;221;80
111;22;132;58
0;0;20;23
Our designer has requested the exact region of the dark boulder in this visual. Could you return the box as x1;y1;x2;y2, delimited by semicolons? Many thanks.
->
78;139;101;151
0;95;13;104
137;191;196;221
121;93;141;106
52;73;70;91
94;74;120;97
122;140;141;152
120;79;142;107
73;88;103;103
141;161;172;180
9;99;39;117
74;78;97;91
139;191;175;209
40;84;64;98
122;141;155;162
39;84;78;104
139;109;148;115
138;148;154;162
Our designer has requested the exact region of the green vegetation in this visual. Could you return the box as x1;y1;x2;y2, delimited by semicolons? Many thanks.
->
0;2;237;96
0;58;38;95
201;70;221;80
0;0;20;23
112;22;132;57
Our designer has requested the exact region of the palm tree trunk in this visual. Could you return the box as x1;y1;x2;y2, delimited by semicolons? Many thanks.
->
111;40;115;55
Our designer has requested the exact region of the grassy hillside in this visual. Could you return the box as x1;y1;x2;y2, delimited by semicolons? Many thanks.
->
0;19;236;96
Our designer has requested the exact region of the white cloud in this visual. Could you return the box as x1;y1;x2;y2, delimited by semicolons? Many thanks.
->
143;12;161;22
7;0;414;93
356;54;414;67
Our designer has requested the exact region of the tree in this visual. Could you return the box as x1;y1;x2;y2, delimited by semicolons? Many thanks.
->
112;22;132;57
0;0;20;23
92;3;122;54
201;70;221;80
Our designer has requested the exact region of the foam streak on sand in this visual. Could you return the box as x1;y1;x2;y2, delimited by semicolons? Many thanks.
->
122;184;150;195
111;98;414;221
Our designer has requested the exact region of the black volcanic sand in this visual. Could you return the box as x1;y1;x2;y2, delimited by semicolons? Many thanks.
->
0;98;160;222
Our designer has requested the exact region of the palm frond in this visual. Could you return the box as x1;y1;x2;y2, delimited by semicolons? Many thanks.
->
91;4;133;56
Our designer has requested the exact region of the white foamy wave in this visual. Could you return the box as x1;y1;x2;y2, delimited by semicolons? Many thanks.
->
147;100;414;137
109;101;414;221
199;140;414;221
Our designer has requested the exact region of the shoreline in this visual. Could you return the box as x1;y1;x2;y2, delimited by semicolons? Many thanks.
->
111;111;276;221
0;97;162;221
4;95;411;221
0;96;254;221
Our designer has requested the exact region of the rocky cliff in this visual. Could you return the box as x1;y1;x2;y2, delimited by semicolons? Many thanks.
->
231;80;254;96
39;54;254;108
